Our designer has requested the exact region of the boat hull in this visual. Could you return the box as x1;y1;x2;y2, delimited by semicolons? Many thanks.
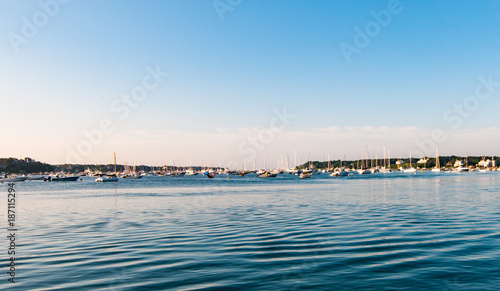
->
0;177;28;182
96;177;118;182
50;176;80;182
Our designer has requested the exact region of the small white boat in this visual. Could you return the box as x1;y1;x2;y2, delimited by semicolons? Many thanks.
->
403;168;417;174
185;169;198;176
0;175;28;182
95;175;118;182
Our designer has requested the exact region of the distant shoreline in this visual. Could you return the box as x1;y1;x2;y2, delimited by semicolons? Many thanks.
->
1;156;499;174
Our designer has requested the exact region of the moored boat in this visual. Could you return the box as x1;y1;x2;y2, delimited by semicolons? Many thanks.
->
0;175;28;182
49;174;80;182
95;174;118;182
299;172;311;178
257;171;277;178
96;152;119;182
432;147;441;172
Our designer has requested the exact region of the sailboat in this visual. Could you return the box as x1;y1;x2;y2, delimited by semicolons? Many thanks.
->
403;150;417;173
379;147;391;173
431;147;441;173
96;153;119;182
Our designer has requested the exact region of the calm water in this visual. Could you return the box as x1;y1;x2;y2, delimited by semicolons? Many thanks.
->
2;172;500;290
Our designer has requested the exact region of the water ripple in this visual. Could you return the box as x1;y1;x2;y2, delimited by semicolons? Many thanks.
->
7;173;500;290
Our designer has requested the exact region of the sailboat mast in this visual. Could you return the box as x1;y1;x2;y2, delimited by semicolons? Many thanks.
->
383;146;386;169
436;146;440;168
114;152;117;174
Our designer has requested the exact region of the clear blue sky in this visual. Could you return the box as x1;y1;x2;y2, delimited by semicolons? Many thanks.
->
2;0;500;167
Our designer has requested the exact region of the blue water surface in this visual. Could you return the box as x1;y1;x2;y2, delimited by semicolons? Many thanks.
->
2;172;500;290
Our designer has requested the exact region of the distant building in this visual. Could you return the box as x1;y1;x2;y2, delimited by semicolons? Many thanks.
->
417;158;429;164
478;158;496;168
395;160;404;165
478;159;491;167
454;160;464;168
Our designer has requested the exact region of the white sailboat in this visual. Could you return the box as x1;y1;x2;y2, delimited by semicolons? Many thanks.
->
379;147;391;173
96;153;119;182
453;151;470;173
431;147;441;173
403;150;417;173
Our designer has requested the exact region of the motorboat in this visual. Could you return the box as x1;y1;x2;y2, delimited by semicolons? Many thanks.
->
360;169;372;175
185;169;198;176
338;169;350;176
453;166;470;173
49;174;80;181
299;172;311;178
0;175;28;183
403;168;417;174
95;175;119;182
257;171;277;178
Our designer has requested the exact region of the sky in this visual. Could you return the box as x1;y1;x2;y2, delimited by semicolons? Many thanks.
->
1;0;500;168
